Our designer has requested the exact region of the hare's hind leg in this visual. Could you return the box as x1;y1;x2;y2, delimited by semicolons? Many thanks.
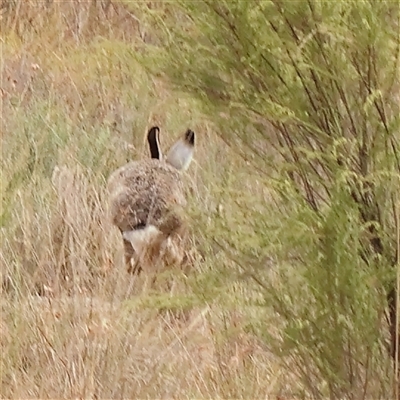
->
122;226;161;274
123;238;142;275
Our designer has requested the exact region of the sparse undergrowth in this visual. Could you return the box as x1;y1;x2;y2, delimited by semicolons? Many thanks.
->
1;1;399;399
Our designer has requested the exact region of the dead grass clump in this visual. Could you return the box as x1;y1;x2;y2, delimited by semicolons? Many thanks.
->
2;0;143;44
0;294;293;399
1;163;117;297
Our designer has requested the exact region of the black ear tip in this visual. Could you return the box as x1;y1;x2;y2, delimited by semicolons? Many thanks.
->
147;126;160;142
148;126;161;159
149;126;160;133
185;129;195;145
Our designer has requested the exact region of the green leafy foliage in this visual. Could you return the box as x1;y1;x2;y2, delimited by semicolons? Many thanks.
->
139;1;400;397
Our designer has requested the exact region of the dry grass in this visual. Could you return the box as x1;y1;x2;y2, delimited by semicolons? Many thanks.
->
1;294;287;398
0;1;301;398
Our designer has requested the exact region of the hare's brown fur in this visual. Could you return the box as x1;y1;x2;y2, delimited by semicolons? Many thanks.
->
108;160;186;234
108;128;194;274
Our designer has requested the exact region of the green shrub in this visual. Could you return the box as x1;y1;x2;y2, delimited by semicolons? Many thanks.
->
139;1;400;397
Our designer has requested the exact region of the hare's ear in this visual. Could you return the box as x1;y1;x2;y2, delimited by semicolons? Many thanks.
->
147;126;162;160
166;129;195;171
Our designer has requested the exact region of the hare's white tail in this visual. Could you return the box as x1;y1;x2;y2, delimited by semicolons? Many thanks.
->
122;225;160;254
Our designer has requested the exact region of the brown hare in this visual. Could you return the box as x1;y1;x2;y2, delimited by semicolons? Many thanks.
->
107;126;195;274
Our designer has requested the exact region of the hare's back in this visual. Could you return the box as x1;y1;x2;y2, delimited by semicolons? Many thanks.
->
108;159;186;232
